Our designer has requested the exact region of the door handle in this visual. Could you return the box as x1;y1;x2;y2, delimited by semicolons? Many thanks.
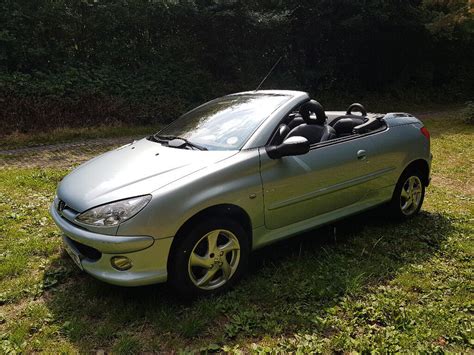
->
357;150;367;160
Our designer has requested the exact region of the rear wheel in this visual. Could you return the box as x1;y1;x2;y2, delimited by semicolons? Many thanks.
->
169;218;249;298
388;169;425;219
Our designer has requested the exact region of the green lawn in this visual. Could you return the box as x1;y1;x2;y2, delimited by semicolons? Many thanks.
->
0;110;472;353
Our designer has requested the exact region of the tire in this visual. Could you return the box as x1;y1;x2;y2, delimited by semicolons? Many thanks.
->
169;217;249;299
388;168;426;220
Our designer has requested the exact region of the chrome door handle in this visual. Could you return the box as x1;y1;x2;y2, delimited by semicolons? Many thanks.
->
357;150;367;160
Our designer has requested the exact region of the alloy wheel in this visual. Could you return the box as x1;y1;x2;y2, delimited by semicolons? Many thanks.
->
400;175;423;216
187;229;241;290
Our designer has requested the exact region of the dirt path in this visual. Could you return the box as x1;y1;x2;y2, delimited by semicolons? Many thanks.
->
0;136;142;169
0;110;452;169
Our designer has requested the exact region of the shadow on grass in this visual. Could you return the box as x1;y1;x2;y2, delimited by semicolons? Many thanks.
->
43;209;453;351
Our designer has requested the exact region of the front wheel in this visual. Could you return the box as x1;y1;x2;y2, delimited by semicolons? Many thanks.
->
388;169;426;219
169;218;249;298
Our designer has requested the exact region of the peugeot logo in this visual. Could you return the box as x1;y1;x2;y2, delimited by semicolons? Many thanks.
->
58;200;66;212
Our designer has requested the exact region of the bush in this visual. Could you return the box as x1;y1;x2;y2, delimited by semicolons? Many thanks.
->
463;101;474;124
0;0;472;135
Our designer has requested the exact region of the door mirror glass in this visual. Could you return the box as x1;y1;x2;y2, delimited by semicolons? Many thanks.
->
266;136;310;159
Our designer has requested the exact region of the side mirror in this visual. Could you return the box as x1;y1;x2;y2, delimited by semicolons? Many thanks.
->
266;136;310;159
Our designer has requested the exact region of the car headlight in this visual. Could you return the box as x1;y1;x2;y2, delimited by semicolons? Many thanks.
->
76;195;151;227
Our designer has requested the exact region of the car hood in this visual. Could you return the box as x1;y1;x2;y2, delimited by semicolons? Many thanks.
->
57;138;237;212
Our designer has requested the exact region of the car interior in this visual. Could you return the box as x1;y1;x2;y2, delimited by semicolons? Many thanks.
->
272;100;386;146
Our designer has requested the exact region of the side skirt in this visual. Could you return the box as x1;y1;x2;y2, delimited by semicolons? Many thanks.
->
251;185;394;250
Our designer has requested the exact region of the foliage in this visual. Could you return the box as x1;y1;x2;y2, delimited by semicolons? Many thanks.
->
0;0;472;133
462;101;474;124
0;108;473;352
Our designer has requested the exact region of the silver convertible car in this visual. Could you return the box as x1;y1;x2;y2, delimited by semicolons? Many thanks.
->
50;90;432;297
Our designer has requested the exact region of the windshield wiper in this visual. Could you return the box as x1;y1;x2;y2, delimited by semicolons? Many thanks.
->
152;134;208;151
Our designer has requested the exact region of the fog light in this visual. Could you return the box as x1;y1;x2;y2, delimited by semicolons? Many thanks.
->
111;256;132;271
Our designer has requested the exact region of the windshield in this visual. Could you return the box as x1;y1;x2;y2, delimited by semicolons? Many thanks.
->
156;94;292;150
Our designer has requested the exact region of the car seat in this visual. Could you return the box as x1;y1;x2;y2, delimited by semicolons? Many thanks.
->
286;100;336;144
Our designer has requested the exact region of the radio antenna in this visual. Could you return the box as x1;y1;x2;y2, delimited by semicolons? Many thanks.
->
255;56;283;91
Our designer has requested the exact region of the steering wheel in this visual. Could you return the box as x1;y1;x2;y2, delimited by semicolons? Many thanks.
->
346;103;367;116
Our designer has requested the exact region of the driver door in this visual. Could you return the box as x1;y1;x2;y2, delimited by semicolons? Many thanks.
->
259;135;377;230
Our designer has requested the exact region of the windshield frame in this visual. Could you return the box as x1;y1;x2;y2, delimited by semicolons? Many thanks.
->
241;91;310;149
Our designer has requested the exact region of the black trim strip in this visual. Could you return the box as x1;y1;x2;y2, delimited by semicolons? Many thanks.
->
308;123;388;151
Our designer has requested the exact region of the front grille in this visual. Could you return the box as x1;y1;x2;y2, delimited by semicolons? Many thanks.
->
66;237;102;261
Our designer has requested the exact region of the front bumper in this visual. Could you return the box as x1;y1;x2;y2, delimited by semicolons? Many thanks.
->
50;204;172;286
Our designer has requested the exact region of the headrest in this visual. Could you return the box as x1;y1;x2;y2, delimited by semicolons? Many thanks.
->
299;100;326;125
346;103;367;116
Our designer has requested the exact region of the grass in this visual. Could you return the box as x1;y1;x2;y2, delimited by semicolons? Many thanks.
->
0;108;473;352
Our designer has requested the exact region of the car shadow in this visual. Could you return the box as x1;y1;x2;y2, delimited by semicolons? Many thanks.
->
43;208;452;350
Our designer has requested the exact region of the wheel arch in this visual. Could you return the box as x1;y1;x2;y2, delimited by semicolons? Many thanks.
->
402;158;430;186
167;204;253;271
